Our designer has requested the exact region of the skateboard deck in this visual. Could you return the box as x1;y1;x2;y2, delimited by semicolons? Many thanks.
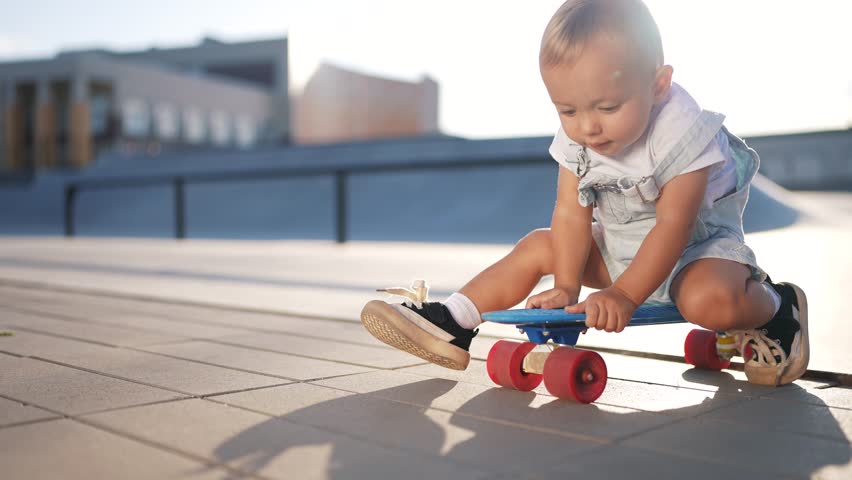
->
483;302;684;327
482;302;685;345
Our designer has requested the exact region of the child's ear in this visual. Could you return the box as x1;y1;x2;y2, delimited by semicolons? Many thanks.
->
653;65;674;104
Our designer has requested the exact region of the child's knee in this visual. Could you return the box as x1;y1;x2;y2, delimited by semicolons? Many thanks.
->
516;228;551;253
677;284;744;331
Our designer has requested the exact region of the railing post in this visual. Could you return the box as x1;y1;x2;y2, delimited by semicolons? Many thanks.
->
175;178;186;239
335;171;348;243
64;185;76;237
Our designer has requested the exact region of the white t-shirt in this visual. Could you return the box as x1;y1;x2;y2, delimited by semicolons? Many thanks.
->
549;83;737;207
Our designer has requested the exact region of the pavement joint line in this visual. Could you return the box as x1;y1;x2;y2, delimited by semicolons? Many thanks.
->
126;345;306;382
71;415;270;480
24;355;200;398
203;337;419;370
0;415;65;431
3;323;129;349
0;349;24;358
198;381;298;400
2;277;848;386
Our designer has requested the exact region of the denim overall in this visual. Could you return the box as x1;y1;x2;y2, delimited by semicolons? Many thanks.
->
558;111;766;303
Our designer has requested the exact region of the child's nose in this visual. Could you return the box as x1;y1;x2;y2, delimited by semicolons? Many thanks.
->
579;114;602;136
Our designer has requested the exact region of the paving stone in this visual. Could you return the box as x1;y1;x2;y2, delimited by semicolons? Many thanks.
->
0;296;252;340
0;330;284;396
0;307;184;347
0;355;185;415
539;444;745;480
85;398;490;480
0;418;241;479
211;382;603;474
700;396;852;443
313;369;678;441
0;396;58;427
142;340;375;380
624;416;852;477
0;328;111;358
217;331;425;369
0;286;382;346
766;384;852;409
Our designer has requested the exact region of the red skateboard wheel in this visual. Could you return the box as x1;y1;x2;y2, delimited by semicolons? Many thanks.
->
542;348;607;403
684;329;732;370
486;340;542;391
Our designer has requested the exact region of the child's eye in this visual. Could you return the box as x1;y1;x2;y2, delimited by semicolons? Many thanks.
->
560;109;576;117
599;105;621;113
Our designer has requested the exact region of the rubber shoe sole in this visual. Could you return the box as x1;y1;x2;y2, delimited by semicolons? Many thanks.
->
745;282;809;386
360;300;470;370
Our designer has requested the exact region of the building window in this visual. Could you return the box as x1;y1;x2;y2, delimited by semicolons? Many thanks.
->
182;106;206;144
121;98;150;137
154;102;179;141
90;94;111;137
235;114;257;148
209;110;231;146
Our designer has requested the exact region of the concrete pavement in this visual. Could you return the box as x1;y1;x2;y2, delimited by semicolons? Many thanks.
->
0;235;851;478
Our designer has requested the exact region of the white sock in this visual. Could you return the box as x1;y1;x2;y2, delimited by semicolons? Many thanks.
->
762;282;782;317
444;292;482;330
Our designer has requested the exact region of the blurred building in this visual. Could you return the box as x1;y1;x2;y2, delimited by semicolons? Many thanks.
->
293;63;439;144
0;37;289;170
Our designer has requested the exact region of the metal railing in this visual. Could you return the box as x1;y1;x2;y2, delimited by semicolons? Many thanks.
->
64;155;552;243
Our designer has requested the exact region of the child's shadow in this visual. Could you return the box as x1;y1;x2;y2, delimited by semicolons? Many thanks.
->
207;369;851;479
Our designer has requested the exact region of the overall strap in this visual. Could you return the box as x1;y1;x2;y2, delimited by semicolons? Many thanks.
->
654;110;726;187
618;110;725;204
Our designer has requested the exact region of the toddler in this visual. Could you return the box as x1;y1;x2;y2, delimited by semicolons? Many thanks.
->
361;0;808;386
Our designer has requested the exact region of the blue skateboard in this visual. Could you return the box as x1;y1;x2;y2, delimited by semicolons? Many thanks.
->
481;303;736;403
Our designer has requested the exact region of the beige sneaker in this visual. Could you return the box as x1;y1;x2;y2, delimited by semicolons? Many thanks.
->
741;282;809;386
360;280;477;370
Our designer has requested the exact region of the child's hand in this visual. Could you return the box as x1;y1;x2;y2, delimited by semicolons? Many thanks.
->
564;287;638;333
525;287;579;310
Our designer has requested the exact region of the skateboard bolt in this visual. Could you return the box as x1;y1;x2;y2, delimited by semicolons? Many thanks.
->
582;370;595;383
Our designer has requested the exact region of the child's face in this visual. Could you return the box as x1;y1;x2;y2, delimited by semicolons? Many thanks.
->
541;33;670;157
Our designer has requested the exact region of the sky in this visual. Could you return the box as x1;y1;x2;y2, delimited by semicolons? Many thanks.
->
1;0;850;139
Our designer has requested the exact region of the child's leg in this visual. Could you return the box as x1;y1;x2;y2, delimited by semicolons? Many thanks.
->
361;227;610;370
670;258;774;331
459;228;611;314
671;258;809;386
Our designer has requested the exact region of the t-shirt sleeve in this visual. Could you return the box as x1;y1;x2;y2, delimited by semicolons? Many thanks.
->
648;84;725;179
548;127;580;173
680;138;725;175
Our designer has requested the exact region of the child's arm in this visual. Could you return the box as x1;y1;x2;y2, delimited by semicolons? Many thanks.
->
612;166;711;305
527;166;593;309
565;165;711;331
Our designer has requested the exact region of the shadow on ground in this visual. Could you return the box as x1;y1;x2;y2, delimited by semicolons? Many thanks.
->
206;371;850;479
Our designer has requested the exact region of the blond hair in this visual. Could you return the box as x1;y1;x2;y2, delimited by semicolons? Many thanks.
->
540;0;664;70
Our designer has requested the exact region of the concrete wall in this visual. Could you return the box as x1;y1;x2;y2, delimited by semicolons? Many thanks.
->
746;130;852;190
293;63;439;144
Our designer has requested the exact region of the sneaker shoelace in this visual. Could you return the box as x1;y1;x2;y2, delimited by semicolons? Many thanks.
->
737;328;788;369
376;279;429;309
